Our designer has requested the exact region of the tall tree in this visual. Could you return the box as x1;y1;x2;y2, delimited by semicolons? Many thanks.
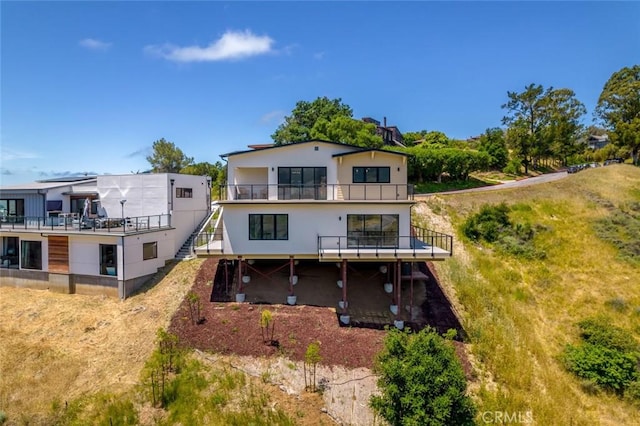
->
478;127;509;169
502;84;550;174
146;138;194;173
310;116;383;148
595;65;640;165
271;97;353;144
544;88;586;166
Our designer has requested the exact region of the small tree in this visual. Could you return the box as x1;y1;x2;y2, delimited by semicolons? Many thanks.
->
141;329;183;407
304;341;322;392
370;327;475;426
259;309;275;344
186;292;203;325
146;138;194;173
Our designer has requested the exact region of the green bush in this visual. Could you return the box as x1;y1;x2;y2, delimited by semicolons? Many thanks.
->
502;158;522;175
563;344;638;393
563;317;640;395
624;380;640;406
370;327;475;426
461;203;511;242
577;317;639;353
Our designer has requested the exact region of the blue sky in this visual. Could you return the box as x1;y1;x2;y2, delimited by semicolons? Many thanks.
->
1;1;639;185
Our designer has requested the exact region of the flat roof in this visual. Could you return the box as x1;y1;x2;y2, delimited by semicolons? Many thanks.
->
220;139;363;158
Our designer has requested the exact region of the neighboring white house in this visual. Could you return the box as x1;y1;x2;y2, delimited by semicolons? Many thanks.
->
0;173;211;298
194;140;453;318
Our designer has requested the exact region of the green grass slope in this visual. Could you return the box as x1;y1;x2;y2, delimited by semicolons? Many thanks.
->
425;165;640;425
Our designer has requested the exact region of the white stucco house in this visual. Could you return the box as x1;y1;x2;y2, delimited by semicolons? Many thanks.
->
0;173;211;298
194;140;453;321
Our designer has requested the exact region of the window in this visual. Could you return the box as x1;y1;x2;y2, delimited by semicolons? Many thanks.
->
0;199;25;223
346;214;399;247
1;237;19;269
176;188;193;198
20;240;42;270
249;214;288;240
352;167;390;183
71;198;97;216
143;242;158;260
100;244;117;276
277;167;327;200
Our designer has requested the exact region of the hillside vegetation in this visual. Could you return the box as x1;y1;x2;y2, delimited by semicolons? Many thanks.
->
421;164;640;425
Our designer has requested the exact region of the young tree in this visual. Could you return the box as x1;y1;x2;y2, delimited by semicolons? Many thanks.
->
146;138;194;173
595;65;640;165
502;84;550;174
370;327;475;426
271;97;353;144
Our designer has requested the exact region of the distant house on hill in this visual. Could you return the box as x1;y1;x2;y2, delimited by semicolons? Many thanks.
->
362;117;405;147
586;134;610;150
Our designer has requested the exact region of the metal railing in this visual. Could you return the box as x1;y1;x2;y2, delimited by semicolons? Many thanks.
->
0;214;172;234
318;227;453;258
192;230;224;254
219;183;414;201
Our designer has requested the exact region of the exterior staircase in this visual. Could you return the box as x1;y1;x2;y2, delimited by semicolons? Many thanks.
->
175;204;219;260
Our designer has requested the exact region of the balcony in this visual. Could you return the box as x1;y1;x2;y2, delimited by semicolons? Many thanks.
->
0;214;172;234
317;227;453;261
219;183;414;201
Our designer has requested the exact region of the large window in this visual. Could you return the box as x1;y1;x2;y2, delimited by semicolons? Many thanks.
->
71;197;97;216
347;214;399;247
143;242;158;260
0;199;25;223
20;240;42;270
249;214;288;240
100;244;117;276
352;167;390;183
1;237;19;269
176;188;193;198
278;167;327;200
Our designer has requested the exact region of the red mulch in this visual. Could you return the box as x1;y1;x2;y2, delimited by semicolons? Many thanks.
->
169;259;386;369
170;259;474;379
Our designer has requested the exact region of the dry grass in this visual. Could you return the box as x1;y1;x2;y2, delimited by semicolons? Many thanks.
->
419;165;640;425
0;259;202;421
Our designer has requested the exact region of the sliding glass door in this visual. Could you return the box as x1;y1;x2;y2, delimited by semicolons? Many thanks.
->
346;214;399;248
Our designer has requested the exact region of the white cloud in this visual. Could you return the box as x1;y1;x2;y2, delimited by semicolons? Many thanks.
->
145;30;274;62
0;147;38;161
79;38;112;51
260;110;286;125
313;51;325;60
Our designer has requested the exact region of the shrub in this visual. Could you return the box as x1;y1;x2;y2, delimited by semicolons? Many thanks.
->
370;327;475;426
562;343;638;393
563;317;640;395
503;158;522;175
624;380;640;406
577;317;639;353
461;203;511;242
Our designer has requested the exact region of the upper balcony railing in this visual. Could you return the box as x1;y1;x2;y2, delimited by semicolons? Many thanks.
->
0;214;172;234
219;183;414;201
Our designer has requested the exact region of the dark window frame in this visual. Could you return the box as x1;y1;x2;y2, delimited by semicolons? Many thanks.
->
249;214;288;240
100;244;117;276
0;199;25;223
352;167;391;183
20;240;42;270
176;188;193;198
277;167;327;200
346;214;399;248
143;241;158;260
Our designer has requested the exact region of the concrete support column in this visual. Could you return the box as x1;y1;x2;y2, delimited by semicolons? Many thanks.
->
237;257;243;293
289;256;295;296
396;259;402;319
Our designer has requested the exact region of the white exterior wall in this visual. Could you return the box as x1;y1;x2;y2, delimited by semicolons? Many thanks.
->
226;141;357;187
221;203;412;257
123;230;176;278
97;173;209;253
69;234;120;277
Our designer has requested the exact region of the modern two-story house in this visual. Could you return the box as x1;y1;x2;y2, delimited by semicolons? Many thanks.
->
194;140;452;324
0;173;211;298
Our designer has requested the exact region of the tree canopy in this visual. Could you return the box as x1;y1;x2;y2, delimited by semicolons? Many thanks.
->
147;138;194;173
271;97;353;145
310;115;383;148
502;84;585;172
595;65;640;165
478;127;508;169
370;327;475;426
